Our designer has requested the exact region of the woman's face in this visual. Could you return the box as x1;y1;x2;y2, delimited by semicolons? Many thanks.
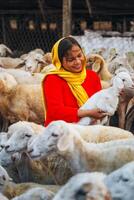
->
62;45;84;73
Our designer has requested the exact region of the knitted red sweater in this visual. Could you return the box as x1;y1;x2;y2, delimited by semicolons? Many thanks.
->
43;70;102;126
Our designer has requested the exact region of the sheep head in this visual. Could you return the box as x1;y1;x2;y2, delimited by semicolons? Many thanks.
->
88;54;112;81
23;53;47;73
112;72;134;91
5;121;35;153
0;72;17;94
28;120;74;159
53;172;110;200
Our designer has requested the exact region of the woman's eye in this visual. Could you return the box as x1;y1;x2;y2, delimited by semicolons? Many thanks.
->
78;54;82;57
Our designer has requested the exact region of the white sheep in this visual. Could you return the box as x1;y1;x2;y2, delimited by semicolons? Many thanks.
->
78;71;134;125
28;125;134;174
4;121;45;153
21;50;46;73
53;172;111;200
11;187;54;200
104;161;134;200
30;120;133;144
0;73;44;123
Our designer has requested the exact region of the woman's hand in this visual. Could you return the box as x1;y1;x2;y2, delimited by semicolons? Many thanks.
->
78;108;108;119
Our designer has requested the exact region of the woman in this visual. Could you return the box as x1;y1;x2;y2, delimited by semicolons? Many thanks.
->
42;36;107;126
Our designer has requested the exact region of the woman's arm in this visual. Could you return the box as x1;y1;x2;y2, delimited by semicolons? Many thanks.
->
78;108;107;119
43;75;79;123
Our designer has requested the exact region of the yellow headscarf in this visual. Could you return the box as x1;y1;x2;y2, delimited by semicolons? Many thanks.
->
41;37;89;118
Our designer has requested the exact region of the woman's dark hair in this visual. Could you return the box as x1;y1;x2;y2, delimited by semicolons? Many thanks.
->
58;37;82;62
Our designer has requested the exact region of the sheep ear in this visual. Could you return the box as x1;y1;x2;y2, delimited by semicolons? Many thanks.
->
20;53;28;60
57;132;73;152
92;61;101;72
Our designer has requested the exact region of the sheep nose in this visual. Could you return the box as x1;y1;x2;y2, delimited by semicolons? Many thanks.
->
0;145;4;149
5;145;10;150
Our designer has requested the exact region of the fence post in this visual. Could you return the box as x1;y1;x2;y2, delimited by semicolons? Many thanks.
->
62;0;72;37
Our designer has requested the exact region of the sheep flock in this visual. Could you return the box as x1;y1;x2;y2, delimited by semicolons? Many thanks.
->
0;43;133;200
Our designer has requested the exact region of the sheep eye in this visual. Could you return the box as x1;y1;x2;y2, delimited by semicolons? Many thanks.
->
2;175;6;181
122;79;125;82
25;134;32;138
52;133;58;137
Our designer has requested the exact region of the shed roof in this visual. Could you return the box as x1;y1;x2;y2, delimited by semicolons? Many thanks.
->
0;0;133;16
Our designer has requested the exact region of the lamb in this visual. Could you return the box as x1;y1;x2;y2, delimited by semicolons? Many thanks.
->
11;187;54;200
104;161;134;200
78;71;134;125
4;121;45;153
0;73;44;123
28;125;134;174
53;172;111;200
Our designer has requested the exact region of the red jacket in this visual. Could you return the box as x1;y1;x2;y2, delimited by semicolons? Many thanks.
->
43;69;102;126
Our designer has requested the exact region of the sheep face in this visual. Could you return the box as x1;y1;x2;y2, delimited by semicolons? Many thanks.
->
24;53;46;73
0;165;12;189
105;161;134;200
53;172;110;200
28;120;70;159
5;125;34;153
112;72;134;90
